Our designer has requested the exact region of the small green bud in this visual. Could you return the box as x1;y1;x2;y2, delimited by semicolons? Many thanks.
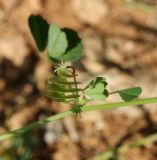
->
55;65;68;77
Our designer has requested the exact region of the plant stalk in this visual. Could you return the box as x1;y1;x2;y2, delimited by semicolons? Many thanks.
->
90;132;157;160
0;97;157;142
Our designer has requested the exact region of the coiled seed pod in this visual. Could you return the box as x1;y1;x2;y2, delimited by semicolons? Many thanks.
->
47;65;81;103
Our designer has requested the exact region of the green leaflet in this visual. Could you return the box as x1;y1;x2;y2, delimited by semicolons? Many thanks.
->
48;24;68;60
118;87;142;101
84;77;108;100
85;77;108;89
84;83;108;100
28;14;49;52
48;26;83;62
62;28;83;61
62;42;83;61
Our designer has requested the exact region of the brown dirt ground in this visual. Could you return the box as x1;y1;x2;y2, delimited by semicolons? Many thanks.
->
0;0;157;160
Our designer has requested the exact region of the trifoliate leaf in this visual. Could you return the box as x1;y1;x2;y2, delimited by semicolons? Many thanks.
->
118;87;142;101
28;14;49;51
48;24;68;60
85;77;108;89
62;28;83;61
84;77;108;100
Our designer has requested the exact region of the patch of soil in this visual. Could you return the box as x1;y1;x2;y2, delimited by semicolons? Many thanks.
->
0;0;157;160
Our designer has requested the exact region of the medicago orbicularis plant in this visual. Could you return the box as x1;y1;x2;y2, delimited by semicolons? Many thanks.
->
0;14;157;142
28;14;142;114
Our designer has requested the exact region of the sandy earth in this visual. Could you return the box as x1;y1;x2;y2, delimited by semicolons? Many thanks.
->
0;0;157;159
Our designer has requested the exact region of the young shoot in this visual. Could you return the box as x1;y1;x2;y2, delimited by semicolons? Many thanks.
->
0;14;156;142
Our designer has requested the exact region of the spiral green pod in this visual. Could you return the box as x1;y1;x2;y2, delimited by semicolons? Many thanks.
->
47;65;82;103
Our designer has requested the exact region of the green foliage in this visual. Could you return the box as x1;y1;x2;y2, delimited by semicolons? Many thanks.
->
1;13;157;159
118;87;142;101
28;14;143;115
0;131;39;160
48;24;68;61
71;104;84;116
28;14;83;62
28;14;49;51
85;77;108;89
61;28;83;61
47;64;142;113
48;25;83;62
84;77;108;100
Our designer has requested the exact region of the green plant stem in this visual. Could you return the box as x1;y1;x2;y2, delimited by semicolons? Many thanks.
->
0;97;157;142
0;111;72;142
119;132;157;153
90;132;157;160
109;91;118;95
83;97;157;111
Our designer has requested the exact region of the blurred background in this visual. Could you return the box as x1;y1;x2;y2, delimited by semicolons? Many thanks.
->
0;0;157;159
